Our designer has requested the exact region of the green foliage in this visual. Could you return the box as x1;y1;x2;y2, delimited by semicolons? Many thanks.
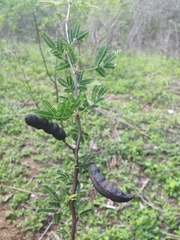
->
40;32;55;49
1;1;180;239
94;45;117;77
94;44;108;66
91;85;107;106
68;23;89;43
58;75;75;93
1;45;180;238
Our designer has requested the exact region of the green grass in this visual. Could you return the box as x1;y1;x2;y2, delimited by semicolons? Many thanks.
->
0;44;180;239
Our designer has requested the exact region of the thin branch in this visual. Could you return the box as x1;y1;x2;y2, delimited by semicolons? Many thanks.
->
38;220;54;240
2;185;48;196
74;114;83;166
32;12;59;103
65;1;71;45
64;1;82;239
138;193;166;212
54;58;59;103
65;0;78;99
161;231;180;239
32;12;54;84
97;107;151;140
69;114;83;240
138;178;149;194
3;48;39;108
63;140;75;152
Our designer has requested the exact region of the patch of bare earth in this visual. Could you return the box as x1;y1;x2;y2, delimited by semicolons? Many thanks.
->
1;155;58;240
0;203;25;240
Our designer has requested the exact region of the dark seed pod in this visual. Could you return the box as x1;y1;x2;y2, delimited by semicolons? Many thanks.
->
25;114;42;129
25;114;66;141
39;118;49;129
43;122;59;134
52;128;66;140
89;164;134;202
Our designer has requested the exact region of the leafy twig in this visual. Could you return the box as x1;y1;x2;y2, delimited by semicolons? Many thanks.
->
63;140;75;152
64;1;83;239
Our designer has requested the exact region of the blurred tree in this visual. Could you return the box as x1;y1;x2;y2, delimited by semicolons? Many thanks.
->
0;0;55;42
1;0;180;56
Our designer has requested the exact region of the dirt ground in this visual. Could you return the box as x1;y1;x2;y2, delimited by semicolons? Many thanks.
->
0;202;57;240
0;204;24;240
0;157;55;240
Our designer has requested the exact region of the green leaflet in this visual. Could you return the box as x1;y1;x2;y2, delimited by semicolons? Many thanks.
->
58;78;69;87
54;212;62;224
40;32;55;49
79;208;93;216
42;100;57;116
91;85;107;103
95;66;107;77
49;201;61;208
79;78;94;85
103;62;116;69
37;208;57;213
66;75;73;86
30;109;54;119
77;71;84;83
68;28;73;43
39;1;64;8
76;29;89;41
43;185;60;201
54;12;66;20
67;46;76;65
78;86;87;92
94;44;108;66
51;50;64;60
103;51;117;65
56;170;73;181
73;23;80;39
55;60;70;71
58;75;74;93
98;85;107;97
67;24;88;43
57;99;74;119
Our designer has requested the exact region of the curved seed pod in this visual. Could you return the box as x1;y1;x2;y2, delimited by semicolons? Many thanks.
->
52;128;66;140
89;164;134;202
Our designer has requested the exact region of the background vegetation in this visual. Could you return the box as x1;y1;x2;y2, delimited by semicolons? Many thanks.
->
0;0;180;239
